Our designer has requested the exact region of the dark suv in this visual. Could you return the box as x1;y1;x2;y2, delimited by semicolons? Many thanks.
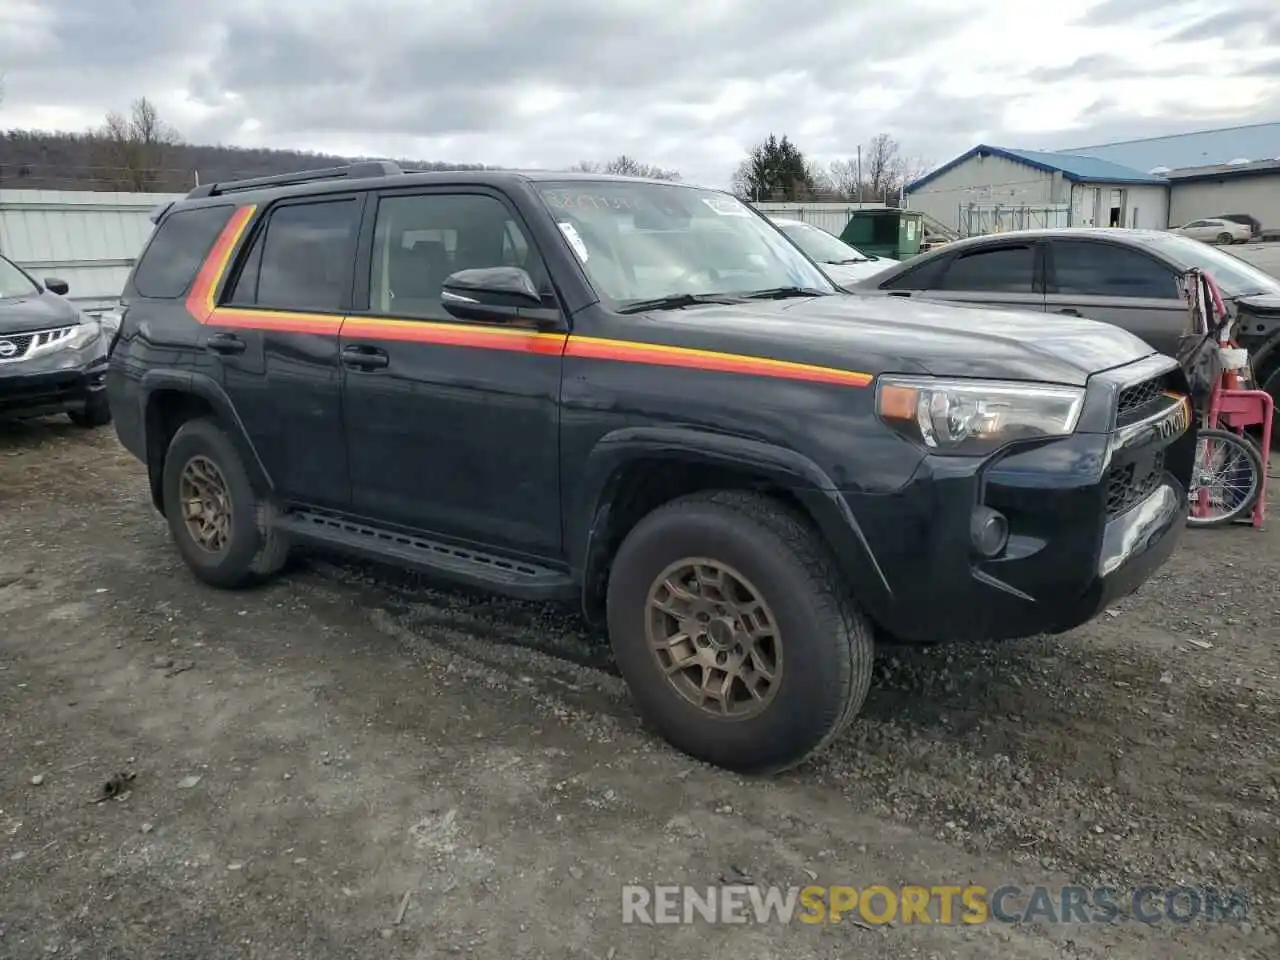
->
0;254;112;427
106;162;1196;773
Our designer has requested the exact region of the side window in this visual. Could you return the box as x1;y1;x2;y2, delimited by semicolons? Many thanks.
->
1050;241;1178;299
937;245;1036;292
878;255;950;291
132;205;235;299
228;199;359;313
368;193;545;319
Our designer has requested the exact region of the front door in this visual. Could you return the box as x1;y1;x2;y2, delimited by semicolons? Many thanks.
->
1043;238;1188;357
918;240;1047;315
207;195;362;508
339;188;566;559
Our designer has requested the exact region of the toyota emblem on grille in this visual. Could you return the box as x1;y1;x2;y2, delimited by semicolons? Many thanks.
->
0;340;17;358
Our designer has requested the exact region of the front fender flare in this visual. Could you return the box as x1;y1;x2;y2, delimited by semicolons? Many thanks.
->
571;426;893;618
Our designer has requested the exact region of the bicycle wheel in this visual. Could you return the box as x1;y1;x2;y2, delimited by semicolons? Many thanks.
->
1187;427;1264;527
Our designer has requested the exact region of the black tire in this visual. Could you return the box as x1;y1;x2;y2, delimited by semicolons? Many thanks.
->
1216;232;1233;244
605;490;874;774
1187;427;1264;527
161;417;290;588
68;395;112;428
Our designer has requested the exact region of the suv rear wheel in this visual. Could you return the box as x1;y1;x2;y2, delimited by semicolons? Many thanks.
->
606;490;873;773
161;417;290;588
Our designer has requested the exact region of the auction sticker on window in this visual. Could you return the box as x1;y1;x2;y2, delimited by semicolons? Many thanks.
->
558;221;589;262
701;196;750;216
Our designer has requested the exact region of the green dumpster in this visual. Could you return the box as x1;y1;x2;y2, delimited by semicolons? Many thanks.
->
838;210;924;260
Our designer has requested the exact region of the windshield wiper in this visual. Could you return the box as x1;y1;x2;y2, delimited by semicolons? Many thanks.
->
740;286;832;300
616;293;747;314
827;257;870;265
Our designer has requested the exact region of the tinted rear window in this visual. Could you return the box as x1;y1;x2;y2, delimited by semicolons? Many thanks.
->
132;205;235;299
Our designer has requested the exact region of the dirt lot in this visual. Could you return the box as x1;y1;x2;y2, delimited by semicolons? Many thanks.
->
1;422;1277;959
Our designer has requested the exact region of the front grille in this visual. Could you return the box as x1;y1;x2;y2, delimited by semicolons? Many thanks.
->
1116;374;1170;423
0;333;35;361
0;326;76;363
1105;449;1165;517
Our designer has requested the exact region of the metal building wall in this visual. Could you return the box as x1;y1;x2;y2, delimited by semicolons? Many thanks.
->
0;189;185;313
1169;176;1280;232
752;202;888;235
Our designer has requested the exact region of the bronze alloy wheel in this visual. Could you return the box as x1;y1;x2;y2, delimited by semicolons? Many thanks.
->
178;454;233;554
644;558;783;719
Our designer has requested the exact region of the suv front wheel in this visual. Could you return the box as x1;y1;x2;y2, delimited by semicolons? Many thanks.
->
606;490;874;774
161;417;290;588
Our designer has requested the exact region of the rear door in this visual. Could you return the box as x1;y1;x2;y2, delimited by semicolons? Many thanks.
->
214;195;363;508
916;240;1046;315
1042;238;1187;357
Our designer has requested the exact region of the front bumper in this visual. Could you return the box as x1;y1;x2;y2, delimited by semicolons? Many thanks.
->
840;358;1195;644
0;347;109;420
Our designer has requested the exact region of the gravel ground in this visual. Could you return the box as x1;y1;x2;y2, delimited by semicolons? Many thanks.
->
0;422;1277;959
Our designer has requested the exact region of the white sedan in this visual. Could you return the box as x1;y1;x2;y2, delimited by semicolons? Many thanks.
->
770;218;898;284
1167;218;1252;245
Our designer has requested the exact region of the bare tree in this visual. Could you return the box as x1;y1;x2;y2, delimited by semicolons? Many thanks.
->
568;154;680;180
827;158;860;199
825;134;931;202
94;97;182;191
862;133;903;200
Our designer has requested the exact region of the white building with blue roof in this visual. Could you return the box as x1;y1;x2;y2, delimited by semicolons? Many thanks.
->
904;144;1172;235
907;124;1280;236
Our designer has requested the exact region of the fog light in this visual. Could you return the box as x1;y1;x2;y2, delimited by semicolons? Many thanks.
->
970;506;1009;558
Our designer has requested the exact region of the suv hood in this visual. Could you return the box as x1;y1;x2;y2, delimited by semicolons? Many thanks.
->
0;291;80;335
642;293;1160;387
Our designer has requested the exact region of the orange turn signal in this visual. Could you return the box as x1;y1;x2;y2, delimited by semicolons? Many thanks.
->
877;384;919;421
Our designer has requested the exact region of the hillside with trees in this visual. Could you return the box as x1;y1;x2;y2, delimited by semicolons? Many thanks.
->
0;98;490;192
0;97;686;193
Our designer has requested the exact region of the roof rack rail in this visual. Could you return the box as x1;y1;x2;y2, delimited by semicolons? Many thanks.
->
185;160;404;199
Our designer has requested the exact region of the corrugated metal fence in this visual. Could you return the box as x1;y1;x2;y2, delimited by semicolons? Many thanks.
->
0;189;183;313
752;201;889;235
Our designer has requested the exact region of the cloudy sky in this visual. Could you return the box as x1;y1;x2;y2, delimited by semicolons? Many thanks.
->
1;0;1278;187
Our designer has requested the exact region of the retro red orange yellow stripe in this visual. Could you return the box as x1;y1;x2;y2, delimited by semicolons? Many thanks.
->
184;203;872;389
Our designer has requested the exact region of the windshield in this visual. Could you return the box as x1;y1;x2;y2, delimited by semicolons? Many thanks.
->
777;221;869;263
534;181;837;307
0;256;39;299
1140;233;1280;297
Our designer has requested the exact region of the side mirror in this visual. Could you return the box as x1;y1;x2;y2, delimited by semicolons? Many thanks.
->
440;267;557;326
44;277;70;296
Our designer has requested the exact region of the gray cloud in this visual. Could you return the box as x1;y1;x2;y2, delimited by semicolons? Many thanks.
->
1025;54;1190;84
2;0;1278;186
1165;5;1280;44
1076;0;1202;27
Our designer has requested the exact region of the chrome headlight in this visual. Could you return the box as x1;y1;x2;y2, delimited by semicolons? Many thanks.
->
65;319;103;349
875;376;1085;456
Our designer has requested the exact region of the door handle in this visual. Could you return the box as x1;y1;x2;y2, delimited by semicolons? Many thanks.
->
341;344;389;370
205;332;246;355
1056;308;1082;316
887;290;912;298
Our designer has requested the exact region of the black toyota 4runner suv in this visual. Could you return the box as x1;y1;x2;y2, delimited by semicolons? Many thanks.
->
106;162;1196;773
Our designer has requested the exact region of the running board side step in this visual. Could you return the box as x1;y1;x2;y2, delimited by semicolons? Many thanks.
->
278;510;577;601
